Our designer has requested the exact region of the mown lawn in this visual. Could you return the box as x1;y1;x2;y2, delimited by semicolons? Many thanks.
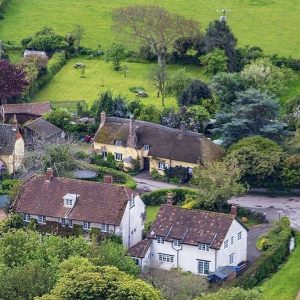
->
34;58;206;108
1;0;300;57
145;205;160;230
260;233;300;300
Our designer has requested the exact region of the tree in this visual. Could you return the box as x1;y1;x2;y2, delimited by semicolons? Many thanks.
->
241;58;293;96
138;104;162;124
199;287;263;300
214;88;287;146
71;24;84;55
210;72;246;109
91;240;139;276
204;20;237;71
281;155;300;188
181;105;211;132
165;68;193;99
142;266;208;300
200;48;228;76
44;108;72;129
113;5;200;67
0;60;28;104
149;65;168;106
36;266;162;300
227;136;283;187
187;160;245;210
106;43;126;70
179;79;211;107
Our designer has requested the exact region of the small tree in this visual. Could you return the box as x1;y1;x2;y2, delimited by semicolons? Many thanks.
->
106;43;126;70
0;60;28;104
149;65;168;106
179;79;211;107
71;24;84;55
44;108;72;129
200;48;228;76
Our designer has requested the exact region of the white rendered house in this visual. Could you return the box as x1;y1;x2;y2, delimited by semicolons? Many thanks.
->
15;169;145;248
128;203;248;275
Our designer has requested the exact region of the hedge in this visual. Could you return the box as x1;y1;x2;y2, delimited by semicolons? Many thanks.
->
234;217;292;289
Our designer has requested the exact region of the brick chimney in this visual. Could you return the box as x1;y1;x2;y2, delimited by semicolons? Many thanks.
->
45;168;54;182
100;111;106;128
126;117;136;148
166;192;174;206
230;205;238;217
103;175;113;184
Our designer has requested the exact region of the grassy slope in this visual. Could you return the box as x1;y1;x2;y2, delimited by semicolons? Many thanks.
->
145;205;160;228
34;58;206;108
260;233;300;300
1;0;300;57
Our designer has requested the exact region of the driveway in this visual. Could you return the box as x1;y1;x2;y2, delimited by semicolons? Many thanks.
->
134;177;178;192
229;194;300;230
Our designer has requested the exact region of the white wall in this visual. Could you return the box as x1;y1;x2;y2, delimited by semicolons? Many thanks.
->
120;194;145;249
217;219;248;268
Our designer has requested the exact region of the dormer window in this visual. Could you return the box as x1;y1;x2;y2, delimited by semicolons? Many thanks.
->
173;239;181;247
63;194;78;208
115;140;122;146
143;145;149;151
157;236;164;244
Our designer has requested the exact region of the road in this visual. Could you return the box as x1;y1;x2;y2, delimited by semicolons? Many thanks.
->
134;177;178;192
229;194;300;230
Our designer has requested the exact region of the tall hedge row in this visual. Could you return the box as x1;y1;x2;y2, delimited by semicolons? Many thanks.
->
235;217;292;289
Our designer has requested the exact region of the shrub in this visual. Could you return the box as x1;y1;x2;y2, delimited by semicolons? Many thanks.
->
90;153;122;170
280;155;300;188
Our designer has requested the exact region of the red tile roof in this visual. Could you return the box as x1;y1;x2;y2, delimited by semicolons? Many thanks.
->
15;175;134;225
147;205;239;250
128;238;152;258
2;102;52;116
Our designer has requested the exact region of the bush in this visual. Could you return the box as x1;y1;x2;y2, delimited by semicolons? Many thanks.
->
280;155;300;188
90;153;122;170
235;217;291;288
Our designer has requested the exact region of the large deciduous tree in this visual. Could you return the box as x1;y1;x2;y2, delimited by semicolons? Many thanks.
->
113;5;200;67
0;60;28;104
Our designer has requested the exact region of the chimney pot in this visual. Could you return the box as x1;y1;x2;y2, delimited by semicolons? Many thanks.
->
166;192;174;206
103;175;113;184
230;205;238;217
12;114;18;131
45;168;54;182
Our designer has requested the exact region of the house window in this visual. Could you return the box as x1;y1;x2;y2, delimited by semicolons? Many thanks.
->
115;153;122;161
229;253;234;264
66;199;73;206
158;162;166;170
102;151;107;159
157;236;164;244
68;219;73;227
101;224;109;232
83;221;91;230
38;215;46;224
61;218;66;226
238;231;242;240
173;240;181;247
115;140;122;146
198;243;209;251
158;253;174;263
224;240;229;249
198;260;210;275
231;236;234;245
129;197;135;208
143;145;149;151
23;213;30;222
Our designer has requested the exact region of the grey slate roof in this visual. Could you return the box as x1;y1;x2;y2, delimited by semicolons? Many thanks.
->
24;118;62;139
95;117;224;164
0;124;17;155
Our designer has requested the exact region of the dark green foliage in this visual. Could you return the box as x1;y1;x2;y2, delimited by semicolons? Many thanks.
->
281;155;300;188
286;94;300;114
91;152;122;170
21;27;67;52
200;48;228;76
179;79;211;107
44;107;71;129
137;104;162;123
235;217;291;289
204;20;237;71
210;72;246;109
236;45;264;71
214;88;287;146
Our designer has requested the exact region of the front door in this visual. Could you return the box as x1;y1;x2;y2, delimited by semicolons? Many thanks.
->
143;157;150;171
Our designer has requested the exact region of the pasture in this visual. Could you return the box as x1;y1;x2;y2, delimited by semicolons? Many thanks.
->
34;58;205;108
1;0;300;57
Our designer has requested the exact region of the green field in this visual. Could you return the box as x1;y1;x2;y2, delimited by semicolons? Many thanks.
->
34;58;205;108
1;0;300;57
260;233;300;300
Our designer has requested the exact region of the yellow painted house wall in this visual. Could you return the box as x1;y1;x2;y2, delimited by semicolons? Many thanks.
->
94;141;199;174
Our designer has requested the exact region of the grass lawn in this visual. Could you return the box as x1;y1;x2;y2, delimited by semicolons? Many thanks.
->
145;205;160;230
260;233;300;300
34;58;206;108
2;0;300;58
